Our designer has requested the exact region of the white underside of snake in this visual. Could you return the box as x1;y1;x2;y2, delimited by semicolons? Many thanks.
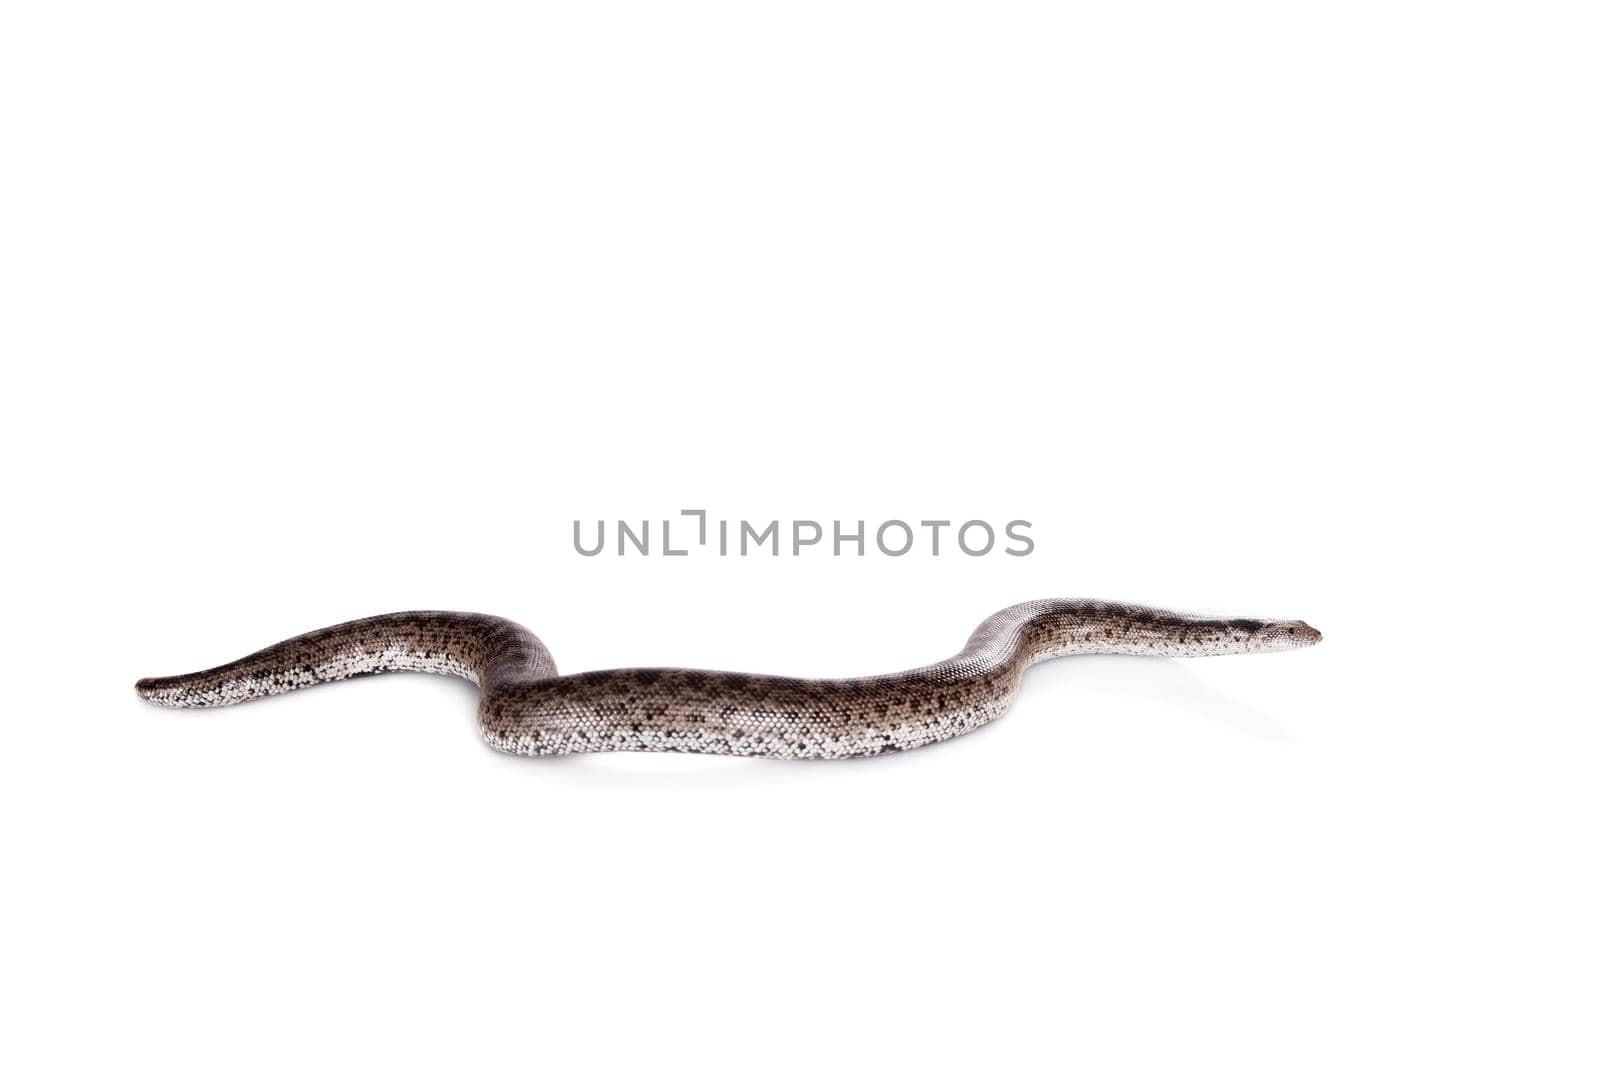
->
135;600;1320;759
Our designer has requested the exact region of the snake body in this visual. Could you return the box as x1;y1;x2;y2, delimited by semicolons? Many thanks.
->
135;600;1320;758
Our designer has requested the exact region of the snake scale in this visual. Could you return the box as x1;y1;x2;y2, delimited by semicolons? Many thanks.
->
135;600;1320;758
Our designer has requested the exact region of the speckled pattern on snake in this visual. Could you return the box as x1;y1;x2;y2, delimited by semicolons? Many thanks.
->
135;600;1320;758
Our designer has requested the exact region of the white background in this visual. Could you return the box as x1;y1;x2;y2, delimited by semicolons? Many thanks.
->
2;2;1595;1064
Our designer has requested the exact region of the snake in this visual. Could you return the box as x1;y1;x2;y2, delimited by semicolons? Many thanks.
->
135;600;1320;759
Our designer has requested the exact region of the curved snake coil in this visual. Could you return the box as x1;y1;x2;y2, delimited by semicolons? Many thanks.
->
135;600;1320;759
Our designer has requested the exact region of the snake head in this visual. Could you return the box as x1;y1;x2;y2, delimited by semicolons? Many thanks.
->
1252;619;1322;650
